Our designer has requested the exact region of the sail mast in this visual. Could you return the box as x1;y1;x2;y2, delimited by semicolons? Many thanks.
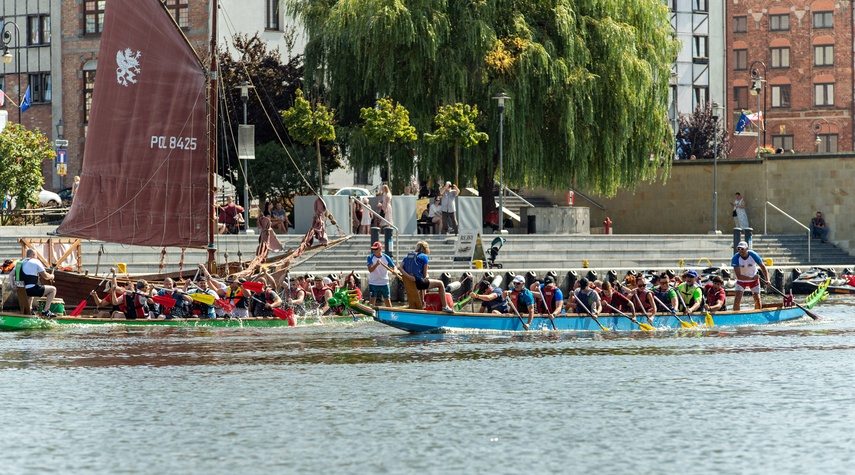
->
207;0;219;271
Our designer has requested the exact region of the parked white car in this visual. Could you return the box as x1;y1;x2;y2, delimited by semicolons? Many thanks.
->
39;188;62;206
333;187;372;197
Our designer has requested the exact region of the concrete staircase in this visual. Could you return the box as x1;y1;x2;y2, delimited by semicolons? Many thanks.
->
748;234;853;266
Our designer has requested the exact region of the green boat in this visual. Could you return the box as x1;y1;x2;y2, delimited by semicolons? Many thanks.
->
0;312;367;331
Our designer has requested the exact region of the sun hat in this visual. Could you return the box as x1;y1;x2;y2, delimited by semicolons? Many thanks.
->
371;241;383;250
737;241;748;250
686;270;699;278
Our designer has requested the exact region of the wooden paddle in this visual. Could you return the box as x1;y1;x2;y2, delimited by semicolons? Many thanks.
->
574;291;609;331
70;270;115;316
651;294;693;329
672;284;700;327
633;293;656;326
535;283;558;330
603;301;655;331
249;295;296;325
152;294;177;309
760;276;821;320
507;297;528;330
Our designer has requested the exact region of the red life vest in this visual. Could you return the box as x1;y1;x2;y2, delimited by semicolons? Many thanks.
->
312;286;331;303
509;289;521;308
538;286;558;314
125;292;148;320
634;289;653;312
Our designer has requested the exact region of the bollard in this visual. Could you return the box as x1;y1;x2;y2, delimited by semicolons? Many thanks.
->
504;271;516;290
743;227;753;250
732;228;742;254
370;227;381;247
566;270;578;291
586;270;598;282
383;227;394;258
525;270;538;288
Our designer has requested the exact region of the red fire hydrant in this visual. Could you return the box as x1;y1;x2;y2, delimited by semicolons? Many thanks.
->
603;217;612;234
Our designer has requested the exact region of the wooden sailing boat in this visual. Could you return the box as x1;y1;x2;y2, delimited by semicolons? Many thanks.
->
48;0;339;307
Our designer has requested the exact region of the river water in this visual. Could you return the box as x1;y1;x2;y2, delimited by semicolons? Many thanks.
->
2;297;855;475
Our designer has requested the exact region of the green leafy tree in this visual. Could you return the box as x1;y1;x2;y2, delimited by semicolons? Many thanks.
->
360;97;417;191
423;103;489;186
288;0;679;209
218;32;305;205
0;123;53;210
281;88;337;195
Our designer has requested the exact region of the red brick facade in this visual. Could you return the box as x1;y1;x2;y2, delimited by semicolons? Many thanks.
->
726;0;853;158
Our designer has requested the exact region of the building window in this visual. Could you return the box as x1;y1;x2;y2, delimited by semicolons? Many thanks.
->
693;0;708;12
770;14;790;31
735;50;747;70
772;135;794;151
162;0;190;27
771;85;791;108
813;12;833;29
814;45;834;66
27;73;51;103
27;15;50;45
771;47;790;68
693;86;709;109
693;36;708;61
266;0;280;30
734;86;748;109
815;83;834;106
734;16;747;33
84;1;106;35
84;70;96;123
817;134;838;153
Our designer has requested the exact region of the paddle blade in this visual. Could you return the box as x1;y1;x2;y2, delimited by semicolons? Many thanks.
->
242;281;264;293
679;320;693;328
638;322;655;331
273;307;296;326
70;300;88;317
705;312;714;327
190;292;216;305
215;298;235;313
152;295;177;309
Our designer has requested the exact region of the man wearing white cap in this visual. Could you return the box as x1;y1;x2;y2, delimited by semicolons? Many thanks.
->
366;241;396;308
731;241;769;311
506;275;536;330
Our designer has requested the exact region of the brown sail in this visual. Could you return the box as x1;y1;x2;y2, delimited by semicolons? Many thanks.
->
57;0;209;248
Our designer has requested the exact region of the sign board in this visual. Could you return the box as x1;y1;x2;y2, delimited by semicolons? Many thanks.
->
55;149;68;176
54;139;69;148
452;229;479;263
237;124;255;160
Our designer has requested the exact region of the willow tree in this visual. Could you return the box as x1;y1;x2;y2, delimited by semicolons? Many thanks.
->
288;0;679;204
360;97;417;190
0;123;53;209
423;103;489;187
281;88;336;195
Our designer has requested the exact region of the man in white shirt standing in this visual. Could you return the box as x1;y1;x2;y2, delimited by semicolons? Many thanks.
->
20;249;58;317
366;241;396;308
440;182;459;234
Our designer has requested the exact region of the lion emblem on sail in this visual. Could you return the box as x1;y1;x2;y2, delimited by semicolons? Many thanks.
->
116;48;142;87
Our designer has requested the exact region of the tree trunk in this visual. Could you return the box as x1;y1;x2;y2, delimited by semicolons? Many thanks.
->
386;142;392;190
454;141;459;186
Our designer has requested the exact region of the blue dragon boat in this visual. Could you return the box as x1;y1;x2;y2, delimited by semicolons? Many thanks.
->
375;282;828;333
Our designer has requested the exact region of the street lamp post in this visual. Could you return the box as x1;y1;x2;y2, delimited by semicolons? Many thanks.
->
2;21;23;123
810;118;831;153
711;100;723;234
749;61;767;158
237;81;254;231
493;92;510;235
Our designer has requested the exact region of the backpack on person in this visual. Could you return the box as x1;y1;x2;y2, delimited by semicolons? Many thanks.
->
10;260;25;290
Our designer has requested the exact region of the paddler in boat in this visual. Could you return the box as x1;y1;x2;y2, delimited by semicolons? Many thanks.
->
89;270;127;319
652;272;678;314
311;275;334;316
676;270;703;314
628;275;656;321
703;275;727;312
533;276;564;317
571;277;601;315
399;240;454;313
124;280;155;320
600;281;636;317
505;275;536;329
469;276;509;314
155;277;186;319
19;249;59;318
731;241;770;311
197;264;228;317
281;274;307;316
183;274;218;319
220;274;251;318
250;278;283;318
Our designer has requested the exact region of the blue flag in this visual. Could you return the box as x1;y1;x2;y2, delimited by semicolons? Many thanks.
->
20;86;31;113
735;113;751;134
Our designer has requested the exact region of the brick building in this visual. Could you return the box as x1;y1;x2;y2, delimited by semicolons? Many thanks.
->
726;0;853;158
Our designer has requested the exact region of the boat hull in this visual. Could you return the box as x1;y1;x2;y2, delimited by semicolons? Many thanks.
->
374;306;812;333
0;313;363;331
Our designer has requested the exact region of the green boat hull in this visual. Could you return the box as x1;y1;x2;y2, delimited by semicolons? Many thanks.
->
0;313;364;331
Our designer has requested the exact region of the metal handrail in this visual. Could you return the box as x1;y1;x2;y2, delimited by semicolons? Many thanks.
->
570;188;606;211
765;201;810;262
499;187;533;208
351;196;399;260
